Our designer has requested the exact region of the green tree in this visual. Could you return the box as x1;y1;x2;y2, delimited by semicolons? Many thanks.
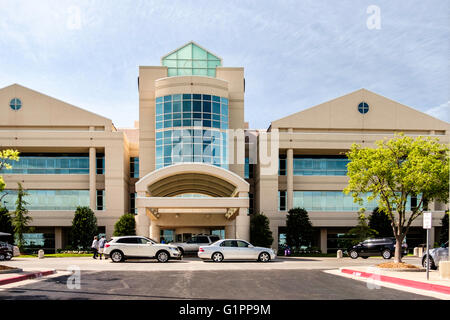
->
286;208;313;250
0;149;20;192
369;207;393;238
71;206;98;250
344;134;449;262
12;183;33;252
250;212;273;248
439;211;449;246
0;206;14;243
348;208;378;244
113;213;136;236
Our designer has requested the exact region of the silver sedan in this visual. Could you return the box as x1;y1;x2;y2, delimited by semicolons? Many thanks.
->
198;239;276;262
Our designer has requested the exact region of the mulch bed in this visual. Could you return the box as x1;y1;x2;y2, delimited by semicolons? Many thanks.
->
0;265;16;271
377;262;420;269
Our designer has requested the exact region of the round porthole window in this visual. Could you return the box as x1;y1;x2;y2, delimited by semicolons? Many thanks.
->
358;102;369;114
9;98;22;111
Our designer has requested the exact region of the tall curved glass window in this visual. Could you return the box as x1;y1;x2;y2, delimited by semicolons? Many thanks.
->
155;94;228;169
162;42;222;77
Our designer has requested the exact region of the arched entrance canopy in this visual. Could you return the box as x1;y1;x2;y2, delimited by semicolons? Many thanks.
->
136;163;249;196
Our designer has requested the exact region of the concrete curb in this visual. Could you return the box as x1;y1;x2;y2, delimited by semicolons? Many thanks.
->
341;268;450;295
0;269;56;286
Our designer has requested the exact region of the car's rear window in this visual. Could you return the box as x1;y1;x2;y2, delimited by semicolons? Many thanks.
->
210;236;220;242
116;238;139;244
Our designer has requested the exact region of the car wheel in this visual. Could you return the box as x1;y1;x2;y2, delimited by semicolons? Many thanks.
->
258;252;271;262
5;252;12;260
382;249;392;259
349;250;358;259
157;250;169;263
422;255;436;270
211;252;224;262
0;253;5;261
110;250;124;263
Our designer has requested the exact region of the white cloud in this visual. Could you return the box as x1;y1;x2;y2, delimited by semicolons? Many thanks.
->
425;102;449;122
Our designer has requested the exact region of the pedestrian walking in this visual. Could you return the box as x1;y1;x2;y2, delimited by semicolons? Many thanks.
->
98;235;107;259
91;236;99;259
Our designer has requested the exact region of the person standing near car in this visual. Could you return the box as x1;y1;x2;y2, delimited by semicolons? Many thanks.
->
91;236;99;259
98;236;107;259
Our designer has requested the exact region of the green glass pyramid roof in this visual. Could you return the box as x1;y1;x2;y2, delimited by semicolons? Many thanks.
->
161;42;222;77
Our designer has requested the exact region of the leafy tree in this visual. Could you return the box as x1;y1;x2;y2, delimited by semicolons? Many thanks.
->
0;149;20;192
369;207;393;238
286;208;313;250
439;211;449;246
12;183;33;252
344;134;449;262
113;213;136;236
71;206;98;250
0;206;14;243
250;212;273;248
348;208;378;244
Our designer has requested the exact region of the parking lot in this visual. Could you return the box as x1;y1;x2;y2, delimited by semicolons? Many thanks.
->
1;255;424;272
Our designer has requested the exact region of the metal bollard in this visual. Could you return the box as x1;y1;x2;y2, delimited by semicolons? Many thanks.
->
38;249;45;259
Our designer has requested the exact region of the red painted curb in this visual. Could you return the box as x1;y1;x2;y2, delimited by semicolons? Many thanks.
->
0;270;56;286
341;268;450;295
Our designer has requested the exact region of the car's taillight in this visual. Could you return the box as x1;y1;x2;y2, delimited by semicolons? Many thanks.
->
199;248;204;252
105;243;110;248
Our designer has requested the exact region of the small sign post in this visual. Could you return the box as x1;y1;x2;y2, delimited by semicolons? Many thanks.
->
423;212;432;280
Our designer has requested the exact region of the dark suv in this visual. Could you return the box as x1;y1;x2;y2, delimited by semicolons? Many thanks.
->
0;241;13;261
347;237;408;259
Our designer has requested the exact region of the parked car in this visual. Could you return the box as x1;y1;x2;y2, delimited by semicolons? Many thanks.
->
198;239;276;262
422;241;449;270
171;234;221;255
103;236;182;263
346;237;408;259
0;232;19;260
0;243;13;261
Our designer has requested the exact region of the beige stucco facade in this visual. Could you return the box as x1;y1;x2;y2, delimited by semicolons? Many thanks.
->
0;42;448;253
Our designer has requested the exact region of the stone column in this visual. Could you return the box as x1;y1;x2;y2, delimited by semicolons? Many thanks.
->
135;192;150;237
150;223;160;242
320;228;328;254
235;208;250;241
89;147;97;210
287;148;293;210
54;227;62;250
225;223;236;239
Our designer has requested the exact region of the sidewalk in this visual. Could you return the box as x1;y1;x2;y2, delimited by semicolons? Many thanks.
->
340;266;450;295
0;269;56;286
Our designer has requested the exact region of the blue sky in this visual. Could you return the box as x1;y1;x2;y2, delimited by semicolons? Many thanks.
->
0;0;448;128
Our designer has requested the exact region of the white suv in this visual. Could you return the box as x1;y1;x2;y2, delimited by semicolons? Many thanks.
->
104;236;182;263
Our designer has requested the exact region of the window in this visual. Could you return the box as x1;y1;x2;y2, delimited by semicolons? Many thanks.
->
292;191;420;212
137;237;151;244
155;94;229;170
2;154;100;175
358;102;369;114
279;155;286;176
1;189;90;211
130;192;137;214
116;237;138;244
162;42;222;77
96;190;105;211
9;98;22;111
96;156;105;174
220;240;238;247
130;157;139;178
197;236;210;243
292;156;350;176
237;241;249;247
278;191;286;211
